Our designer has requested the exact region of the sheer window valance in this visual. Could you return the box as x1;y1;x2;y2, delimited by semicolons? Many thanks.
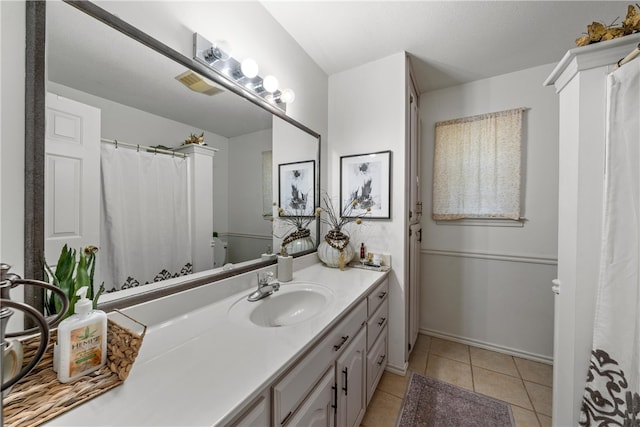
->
432;108;525;221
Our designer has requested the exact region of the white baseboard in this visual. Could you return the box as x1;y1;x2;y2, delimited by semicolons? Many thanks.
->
420;328;553;365
385;361;408;376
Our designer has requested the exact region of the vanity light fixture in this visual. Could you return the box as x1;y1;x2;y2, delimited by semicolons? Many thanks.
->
263;75;279;93
280;88;296;104
193;33;294;112
203;39;231;62
241;58;259;79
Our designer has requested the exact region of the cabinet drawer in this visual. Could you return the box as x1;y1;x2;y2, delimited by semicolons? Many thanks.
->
366;298;388;351
366;326;388;405
273;300;367;425
367;278;388;317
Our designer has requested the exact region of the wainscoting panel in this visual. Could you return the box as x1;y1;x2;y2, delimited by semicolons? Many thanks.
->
420;250;556;362
225;233;272;265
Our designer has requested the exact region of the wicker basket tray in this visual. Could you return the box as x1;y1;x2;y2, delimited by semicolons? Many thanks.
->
2;310;146;427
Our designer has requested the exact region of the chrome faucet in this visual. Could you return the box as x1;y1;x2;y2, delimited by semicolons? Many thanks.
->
247;271;280;302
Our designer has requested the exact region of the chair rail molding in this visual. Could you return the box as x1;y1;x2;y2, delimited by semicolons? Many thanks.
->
422;248;557;265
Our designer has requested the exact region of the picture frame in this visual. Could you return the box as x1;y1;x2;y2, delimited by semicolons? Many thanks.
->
340;150;391;219
278;160;316;216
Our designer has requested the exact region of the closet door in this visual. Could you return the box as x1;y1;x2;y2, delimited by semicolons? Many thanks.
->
408;223;421;352
408;78;422;224
406;71;422;356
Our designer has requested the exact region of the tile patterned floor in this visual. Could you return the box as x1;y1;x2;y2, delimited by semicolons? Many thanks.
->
360;334;553;427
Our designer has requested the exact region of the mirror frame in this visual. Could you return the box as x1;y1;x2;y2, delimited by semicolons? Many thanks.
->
23;0;321;313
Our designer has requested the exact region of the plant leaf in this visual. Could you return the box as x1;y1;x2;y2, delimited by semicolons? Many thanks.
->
93;282;105;309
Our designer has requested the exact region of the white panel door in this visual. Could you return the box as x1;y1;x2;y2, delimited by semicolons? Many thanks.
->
45;93;101;265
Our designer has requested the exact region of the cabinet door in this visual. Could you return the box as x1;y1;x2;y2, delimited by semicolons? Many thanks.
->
336;327;366;427
285;368;335;427
228;391;270;427
367;327;388;404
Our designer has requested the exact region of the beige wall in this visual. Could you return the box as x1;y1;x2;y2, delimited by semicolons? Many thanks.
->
0;1;26;296
328;52;409;371
419;64;559;361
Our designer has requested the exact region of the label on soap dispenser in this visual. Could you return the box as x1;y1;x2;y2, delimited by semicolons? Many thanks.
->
68;323;104;376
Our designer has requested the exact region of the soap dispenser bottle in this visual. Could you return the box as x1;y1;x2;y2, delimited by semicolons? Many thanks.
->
56;286;107;383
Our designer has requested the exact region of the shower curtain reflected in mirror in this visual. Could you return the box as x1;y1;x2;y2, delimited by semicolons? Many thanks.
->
98;144;191;292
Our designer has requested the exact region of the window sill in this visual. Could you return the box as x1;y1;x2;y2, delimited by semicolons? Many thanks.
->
435;218;525;228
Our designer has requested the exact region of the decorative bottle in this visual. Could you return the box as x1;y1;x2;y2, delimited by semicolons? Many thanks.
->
56;286;107;383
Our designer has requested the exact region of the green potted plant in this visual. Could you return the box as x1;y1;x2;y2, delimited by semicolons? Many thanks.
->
44;245;104;320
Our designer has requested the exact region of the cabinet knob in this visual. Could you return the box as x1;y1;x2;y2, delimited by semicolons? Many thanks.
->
377;317;386;326
378;292;387;300
377;354;386;366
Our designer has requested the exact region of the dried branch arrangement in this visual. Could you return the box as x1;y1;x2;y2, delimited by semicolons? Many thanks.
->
576;4;640;46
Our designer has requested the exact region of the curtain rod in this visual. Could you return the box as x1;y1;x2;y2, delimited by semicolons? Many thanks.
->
100;138;188;158
618;42;640;67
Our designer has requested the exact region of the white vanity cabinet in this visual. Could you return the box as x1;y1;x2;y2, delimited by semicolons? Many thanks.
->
272;276;389;427
43;263;390;427
273;300;367;426
365;279;389;403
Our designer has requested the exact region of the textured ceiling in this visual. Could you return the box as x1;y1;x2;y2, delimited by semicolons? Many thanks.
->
262;1;629;92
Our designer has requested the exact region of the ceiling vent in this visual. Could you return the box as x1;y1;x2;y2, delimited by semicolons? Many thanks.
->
175;70;224;96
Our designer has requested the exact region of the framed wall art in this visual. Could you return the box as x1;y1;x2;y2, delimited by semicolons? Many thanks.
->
340;150;391;219
278;160;316;216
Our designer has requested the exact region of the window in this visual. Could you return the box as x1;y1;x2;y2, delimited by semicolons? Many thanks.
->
432;108;524;221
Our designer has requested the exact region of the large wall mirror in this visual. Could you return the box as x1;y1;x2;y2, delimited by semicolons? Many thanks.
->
25;1;320;311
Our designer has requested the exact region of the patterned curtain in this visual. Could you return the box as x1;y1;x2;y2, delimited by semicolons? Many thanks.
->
432;108;524;220
99;144;192;292
580;61;640;426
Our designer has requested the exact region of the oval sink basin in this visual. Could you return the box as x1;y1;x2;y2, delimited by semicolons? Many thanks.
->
228;283;334;328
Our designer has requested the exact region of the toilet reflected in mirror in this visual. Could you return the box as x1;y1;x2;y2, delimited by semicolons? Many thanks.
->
213;236;228;269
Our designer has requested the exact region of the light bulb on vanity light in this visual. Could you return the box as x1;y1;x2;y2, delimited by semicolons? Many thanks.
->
280;88;295;104
263;75;279;93
240;58;259;78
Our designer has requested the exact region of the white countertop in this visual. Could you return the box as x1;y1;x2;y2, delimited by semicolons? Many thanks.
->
46;262;388;426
